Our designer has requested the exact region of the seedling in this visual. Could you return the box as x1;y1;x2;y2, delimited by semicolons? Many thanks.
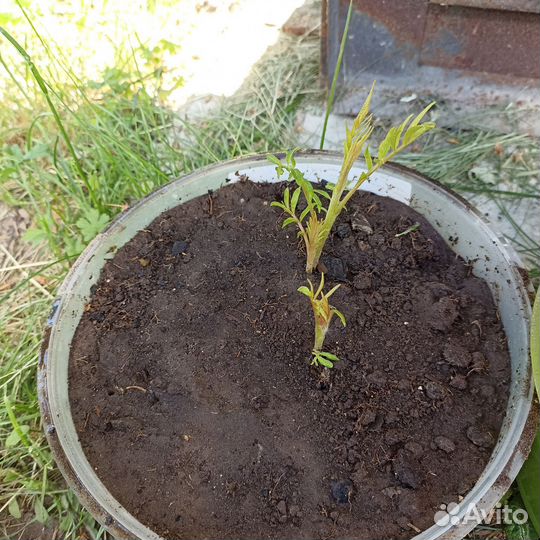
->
395;222;420;238
269;84;436;273
298;274;346;368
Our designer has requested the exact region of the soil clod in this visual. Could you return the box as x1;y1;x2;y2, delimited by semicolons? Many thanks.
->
466;425;495;448
171;239;189;256
331;480;354;505
319;256;347;282
434;436;456;453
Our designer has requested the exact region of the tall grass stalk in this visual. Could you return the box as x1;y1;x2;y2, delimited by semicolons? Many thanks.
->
319;0;353;150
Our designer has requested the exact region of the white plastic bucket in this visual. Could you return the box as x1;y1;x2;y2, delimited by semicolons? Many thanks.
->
39;152;536;540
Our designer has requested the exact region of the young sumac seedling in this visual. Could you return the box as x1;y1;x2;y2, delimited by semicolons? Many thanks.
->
298;273;346;368
269;83;435;273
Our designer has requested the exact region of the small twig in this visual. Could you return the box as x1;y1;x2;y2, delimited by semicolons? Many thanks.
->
125;385;147;393
471;319;482;336
271;471;286;495
0;259;57;272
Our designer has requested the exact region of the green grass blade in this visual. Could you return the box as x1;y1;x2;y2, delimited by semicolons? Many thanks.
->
517;432;540;537
319;0;353;150
531;287;540;396
516;287;540;537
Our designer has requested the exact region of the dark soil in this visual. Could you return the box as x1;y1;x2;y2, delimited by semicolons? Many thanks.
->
69;180;510;540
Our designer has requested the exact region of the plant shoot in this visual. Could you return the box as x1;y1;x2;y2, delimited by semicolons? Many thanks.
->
298;274;346;368
270;84;436;272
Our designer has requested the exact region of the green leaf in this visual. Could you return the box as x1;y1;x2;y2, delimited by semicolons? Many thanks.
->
324;181;337;191
5;430;19;448
23;143;50;161
319;351;340;362
333;309;347;327
297;286;312;298
517;287;540;537
60;515;75;532
326;284;341;298
3;469;18;483
34;499;49;524
352;82;375;138
315;273;325;296
505;489;538;539
364;146;373;170
0;166;17;180
409;101;436;130
64;237;85;257
299;207;311;222
517;432;540;537
395;222;420;238
282;217;296;228
287;149;297;168
267;154;284;176
378;136;392;162
8;497;21;519
75;208;110;242
403;123;435;146
311;192;323;211
5;425;30;448
317;357;334;368
314;188;331;201
396;114;414;145
505;518;537;540
0;12;22;26
283;187;290;208
270;201;286;210
291;187;301;213
60;494;69;510
314;304;326;320
23;228;49;245
291;168;305;185
382;126;400;151
402;102;436;146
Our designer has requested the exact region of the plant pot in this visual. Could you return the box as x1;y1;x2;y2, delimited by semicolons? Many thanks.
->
39;151;536;540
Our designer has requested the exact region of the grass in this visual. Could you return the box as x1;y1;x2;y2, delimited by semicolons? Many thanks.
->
319;0;353;150
1;3;539;540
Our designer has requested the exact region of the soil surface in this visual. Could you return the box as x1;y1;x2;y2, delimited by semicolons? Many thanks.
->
69;180;511;540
